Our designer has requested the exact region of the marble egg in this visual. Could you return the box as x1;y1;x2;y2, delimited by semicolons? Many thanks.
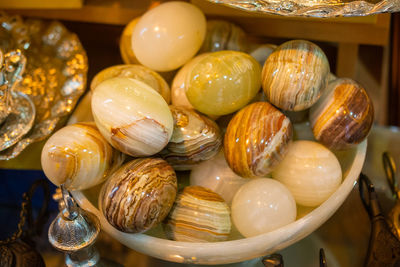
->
159;106;222;170
41;122;124;190
171;53;209;109
100;158;177;233
309;78;374;150
90;64;171;103
224;102;293;178
262;40;330;111
132;1;206;72
249;43;277;66
186;51;261;116
190;149;248;205
231;178;297;238
272;140;342;207
120;17;140;65
165;186;231;242
91;77;173;157
199;20;248;53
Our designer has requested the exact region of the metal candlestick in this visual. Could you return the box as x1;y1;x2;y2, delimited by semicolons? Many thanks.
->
49;185;123;267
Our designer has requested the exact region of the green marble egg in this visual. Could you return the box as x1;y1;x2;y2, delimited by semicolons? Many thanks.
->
185;51;261;116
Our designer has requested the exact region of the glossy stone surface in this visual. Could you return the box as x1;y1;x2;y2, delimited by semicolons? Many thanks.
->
224;102;293;178
165;186;231;242
41;122;124;190
160;106;222;170
186;51;261;116
249;43;277;66
91;64;170;103
120;17;140;65
262;40;330;111
199;20;248;53
72;122;368;264
272;140;342;207
132;2;206;71
91;77;173;157
100;158;177;233
190;150;248;205
231;178;296;237
171;53;209;109
310;78;374;150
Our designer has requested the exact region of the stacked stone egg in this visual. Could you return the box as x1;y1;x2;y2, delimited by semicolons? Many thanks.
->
41;2;374;241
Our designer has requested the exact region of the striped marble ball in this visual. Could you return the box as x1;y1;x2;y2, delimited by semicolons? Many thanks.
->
99;158;177;233
224;102;293;178
160;106;222;170
310;78;374;150
165;186;231;242
262;40;330;111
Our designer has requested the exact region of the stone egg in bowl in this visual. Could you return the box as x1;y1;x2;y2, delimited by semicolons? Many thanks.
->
71;122;366;265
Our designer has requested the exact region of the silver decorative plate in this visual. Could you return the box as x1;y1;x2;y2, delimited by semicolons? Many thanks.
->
207;0;400;17
0;12;88;160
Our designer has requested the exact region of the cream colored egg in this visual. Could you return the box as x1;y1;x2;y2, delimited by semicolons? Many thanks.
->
41;122;125;190
91;77;173;157
90;64;170;103
272;140;342;207
132;2;206;72
190;150;248;205
231;178;296;237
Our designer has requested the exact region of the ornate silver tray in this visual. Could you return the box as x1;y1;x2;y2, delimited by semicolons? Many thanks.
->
0;12;88;160
207;0;400;17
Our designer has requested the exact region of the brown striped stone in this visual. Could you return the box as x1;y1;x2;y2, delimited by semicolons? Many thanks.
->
261;40;330;111
159;106;222;170
164;186;231;242
224;102;293;178
199;20;248;53
310;78;374;150
99;158;177;233
183;186;225;202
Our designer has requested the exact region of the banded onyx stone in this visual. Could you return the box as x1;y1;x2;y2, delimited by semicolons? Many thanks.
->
190;149;248;205
119;17;140;65
200;20;248;53
99;158;177;233
171;53;209;109
224;102;293;178
262;40;330;111
310;78;374;150
91;77;173;157
91;64;171;103
249;43;277;67
41;122;124;190
185;50;261;116
231;178;296;237
272;141;342;207
131;2;206;72
165;186;231;242
160;106;222;170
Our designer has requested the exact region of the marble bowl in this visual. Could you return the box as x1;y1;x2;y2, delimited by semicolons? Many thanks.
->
71;123;366;265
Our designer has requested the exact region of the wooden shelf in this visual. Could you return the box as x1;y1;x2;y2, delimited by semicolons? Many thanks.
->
4;0;157;25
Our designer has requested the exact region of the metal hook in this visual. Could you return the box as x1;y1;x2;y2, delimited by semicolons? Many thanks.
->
359;173;400;266
359;173;379;218
319;248;327;267
60;184;79;220
383;152;400;199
